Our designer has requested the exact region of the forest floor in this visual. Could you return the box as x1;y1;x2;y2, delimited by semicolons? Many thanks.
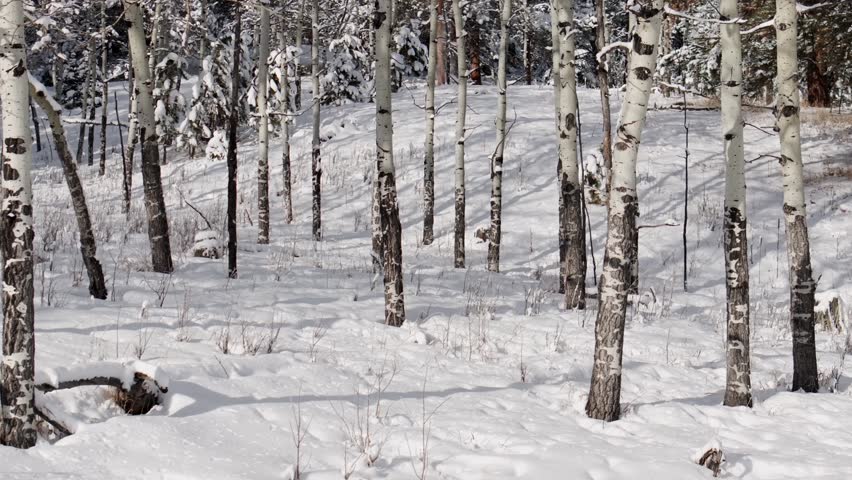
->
3;80;852;479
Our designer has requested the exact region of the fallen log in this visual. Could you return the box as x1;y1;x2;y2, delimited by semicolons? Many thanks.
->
36;361;169;416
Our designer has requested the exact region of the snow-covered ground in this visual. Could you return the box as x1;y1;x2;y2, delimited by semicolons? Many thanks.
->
5;80;852;479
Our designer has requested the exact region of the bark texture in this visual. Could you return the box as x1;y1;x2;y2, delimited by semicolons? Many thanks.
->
30;81;108;301
279;30;293;224
720;0;752;408
375;0;406;327
311;0;322;241
124;67;138;215
227;5;243;278
594;0;613;175
452;0;467;269
776;0;818;393
556;0;587;309
257;7;271;244
99;0;109;177
487;0;512;272
125;0;174;274
0;0;36;448
423;0;438;246
586;0;663;422
551;0;565;293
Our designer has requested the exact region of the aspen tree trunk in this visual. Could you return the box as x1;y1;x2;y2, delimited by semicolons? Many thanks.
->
586;0;663;422
487;0;512;272
720;0;752;408
452;0;467;269
556;0;586;308
227;6;243;278
124;67;138;215
99;0;109;177
294;0;305;110
257;6;271;244
124;0;174;274
595;0;613;174
551;0;566;294
279;29;293;224
776;0;818;393
76;38;96;164
375;0;406;327
435;0;448;86
87;99;96;166
523;0;532;85
199;0;208;62
423;0;438;246
372;177;384;274
0;0;36;448
311;0;322;241
149;0;163;76
30;80;108;300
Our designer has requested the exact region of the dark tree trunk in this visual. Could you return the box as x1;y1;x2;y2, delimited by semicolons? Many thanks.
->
468;19;482;85
594;0;613;174
30;100;41;152
124;67;137;215
30;83;109;300
227;6;242;278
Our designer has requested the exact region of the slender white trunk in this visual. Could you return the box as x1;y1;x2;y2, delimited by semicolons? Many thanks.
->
720;0;752;408
551;0;566;293
775;0;818;392
257;6;271;244
556;0;586;308
0;0;36;449
149;0;163;76
375;0;406;326
99;0;109;177
423;0;438;245
124;0;174;274
30;78;108;300
452;0;467;269
279;29;293;224
294;0;306;110
76;38;96;164
311;0;322;241
124;67;139;214
586;0;664;422
487;0;512;272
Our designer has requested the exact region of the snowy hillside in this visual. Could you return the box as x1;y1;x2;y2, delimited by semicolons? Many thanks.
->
5;81;852;479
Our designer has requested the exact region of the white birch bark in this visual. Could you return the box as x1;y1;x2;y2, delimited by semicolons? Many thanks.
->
124;67;138;214
586;0;664;422
30;78;108;301
422;0;438;246
311;0;322;241
294;0;306;110
99;0;109;177
0;0;36;448
452;0;467;269
375;0;406;326
775;0;818;392
551;0;566;293
487;0;512;272
257;6;271;244
124;0;174;274
556;0;586;308
279;28;293;224
720;0;752;408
